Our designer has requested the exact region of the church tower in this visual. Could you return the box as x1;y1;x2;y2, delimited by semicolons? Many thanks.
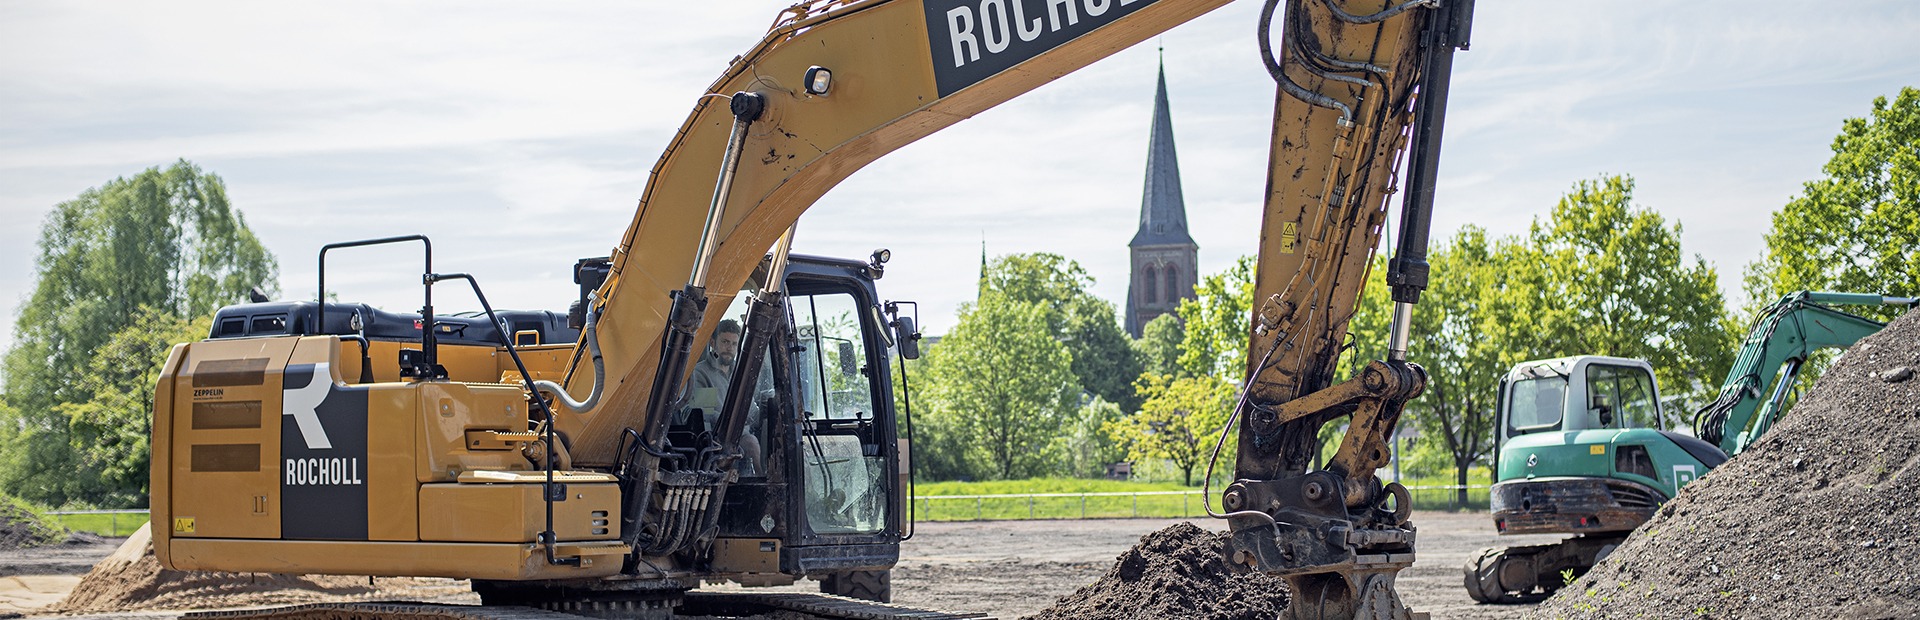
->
1125;56;1200;338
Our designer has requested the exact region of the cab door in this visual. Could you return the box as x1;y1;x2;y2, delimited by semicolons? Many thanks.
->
787;286;892;537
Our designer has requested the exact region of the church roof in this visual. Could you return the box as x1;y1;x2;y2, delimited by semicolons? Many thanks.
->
1129;59;1196;249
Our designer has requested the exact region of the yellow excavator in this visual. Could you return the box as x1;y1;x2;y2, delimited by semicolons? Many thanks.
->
149;1;1473;618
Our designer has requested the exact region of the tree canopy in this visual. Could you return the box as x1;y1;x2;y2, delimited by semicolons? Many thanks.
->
980;253;1142;409
1747;86;1920;321
920;293;1080;480
0;160;277;506
1516;176;1734;404
1174;255;1256;379
1104;373;1235;486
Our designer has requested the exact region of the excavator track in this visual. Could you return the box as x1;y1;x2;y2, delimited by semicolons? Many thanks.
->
177;592;995;620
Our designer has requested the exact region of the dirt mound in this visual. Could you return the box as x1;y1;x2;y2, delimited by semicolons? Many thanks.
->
56;522;379;612
0;497;66;550
1024;522;1289;620
1533;308;1920;619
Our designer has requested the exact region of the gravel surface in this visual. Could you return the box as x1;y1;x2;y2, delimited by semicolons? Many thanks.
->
1533;309;1920;619
5;512;1538;619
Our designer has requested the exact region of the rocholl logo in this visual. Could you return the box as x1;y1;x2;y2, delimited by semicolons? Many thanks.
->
925;0;1159;97
284;457;364;486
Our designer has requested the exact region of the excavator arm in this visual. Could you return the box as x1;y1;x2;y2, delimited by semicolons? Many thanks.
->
540;0;1464;616
1695;291;1916;455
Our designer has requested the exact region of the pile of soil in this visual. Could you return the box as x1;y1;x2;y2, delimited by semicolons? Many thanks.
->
1533;309;1920;619
56;523;380;612
0;497;66;550
1025;522;1289;620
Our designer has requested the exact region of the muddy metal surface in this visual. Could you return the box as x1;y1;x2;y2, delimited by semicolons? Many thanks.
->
2;510;1552;619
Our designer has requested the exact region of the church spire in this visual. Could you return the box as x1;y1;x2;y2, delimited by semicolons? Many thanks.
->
1124;52;1200;338
1129;54;1194;248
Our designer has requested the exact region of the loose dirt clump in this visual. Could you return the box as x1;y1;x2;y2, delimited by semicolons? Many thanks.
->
1534;308;1920;619
0;496;66;550
56;522;380;612
1025;522;1289;620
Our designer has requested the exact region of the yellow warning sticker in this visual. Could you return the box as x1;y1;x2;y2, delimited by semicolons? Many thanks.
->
1589;445;1606;455
1280;222;1298;254
173;517;196;533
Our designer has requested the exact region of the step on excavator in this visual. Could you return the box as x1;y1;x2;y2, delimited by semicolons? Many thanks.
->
150;1;1474;618
1463;291;1918;603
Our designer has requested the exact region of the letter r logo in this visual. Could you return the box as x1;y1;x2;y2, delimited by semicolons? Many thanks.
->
282;363;333;450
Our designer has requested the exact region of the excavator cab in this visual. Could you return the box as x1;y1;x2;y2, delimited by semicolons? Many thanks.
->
705;255;909;594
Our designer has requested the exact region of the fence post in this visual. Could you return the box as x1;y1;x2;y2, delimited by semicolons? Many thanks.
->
1132;494;1138;518
1183;492;1189;517
1028;495;1034;519
1080;496;1086;519
975;497;982;520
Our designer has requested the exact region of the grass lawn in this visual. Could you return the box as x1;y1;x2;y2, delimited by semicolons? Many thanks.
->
909;476;1491;520
43;511;149;537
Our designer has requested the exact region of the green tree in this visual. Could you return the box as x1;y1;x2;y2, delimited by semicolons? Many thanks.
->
1747;87;1920;321
1132;313;1185;379
1175;255;1256;379
1518;175;1733;407
0;161;277;506
1403;228;1508;503
1104;374;1234;485
922;294;1079;480
1341;256;1392;381
981;253;1141;410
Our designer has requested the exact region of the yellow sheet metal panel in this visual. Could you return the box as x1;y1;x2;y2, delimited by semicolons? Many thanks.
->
367;384;420;541
169;337;298;541
711;538;782;574
418;481;620;543
150;342;188;568
414;382;534;483
168;538;629;580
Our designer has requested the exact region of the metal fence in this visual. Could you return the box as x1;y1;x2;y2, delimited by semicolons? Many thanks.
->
912;485;1490;521
43;509;149;536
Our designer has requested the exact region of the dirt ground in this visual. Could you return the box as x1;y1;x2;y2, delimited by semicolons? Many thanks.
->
0;510;1553;619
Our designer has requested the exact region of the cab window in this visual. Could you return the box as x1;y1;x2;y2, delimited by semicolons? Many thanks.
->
1507;376;1568;437
1585;365;1660;430
790;289;885;535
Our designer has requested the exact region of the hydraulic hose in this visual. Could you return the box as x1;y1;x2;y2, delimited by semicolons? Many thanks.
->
1259;0;1355;126
533;301;603;414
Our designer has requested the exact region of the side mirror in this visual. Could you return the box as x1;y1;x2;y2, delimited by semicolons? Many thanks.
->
838;340;859;376
894;316;921;360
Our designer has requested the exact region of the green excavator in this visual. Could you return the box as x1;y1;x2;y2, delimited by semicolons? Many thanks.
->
1462;291;1917;603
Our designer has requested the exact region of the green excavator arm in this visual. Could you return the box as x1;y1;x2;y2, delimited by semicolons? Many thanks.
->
1694;291;1916;455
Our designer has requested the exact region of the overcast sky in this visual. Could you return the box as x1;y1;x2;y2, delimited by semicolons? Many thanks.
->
2;1;1916;352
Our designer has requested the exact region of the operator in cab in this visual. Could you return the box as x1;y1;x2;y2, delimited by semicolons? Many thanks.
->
681;319;764;475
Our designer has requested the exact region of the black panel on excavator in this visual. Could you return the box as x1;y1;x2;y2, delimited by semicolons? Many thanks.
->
207;300;578;347
1658;431;1729;469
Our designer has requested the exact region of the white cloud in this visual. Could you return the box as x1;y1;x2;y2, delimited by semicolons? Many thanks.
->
1;0;1916;355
